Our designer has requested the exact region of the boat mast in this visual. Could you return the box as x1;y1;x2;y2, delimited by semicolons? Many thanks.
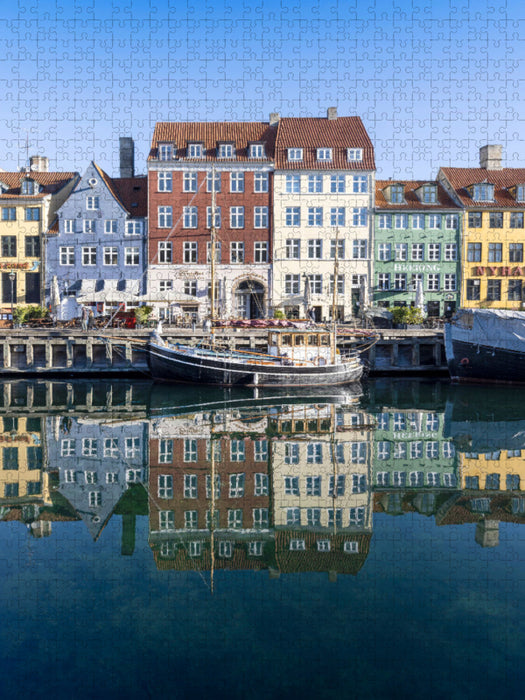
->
331;227;339;364
210;167;217;337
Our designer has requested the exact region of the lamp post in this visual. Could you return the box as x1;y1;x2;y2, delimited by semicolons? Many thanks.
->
8;271;15;327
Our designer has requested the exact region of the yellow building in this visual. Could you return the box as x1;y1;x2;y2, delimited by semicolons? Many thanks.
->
439;145;525;309
0;158;78;323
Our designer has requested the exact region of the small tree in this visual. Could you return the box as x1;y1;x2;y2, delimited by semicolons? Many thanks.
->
134;305;153;326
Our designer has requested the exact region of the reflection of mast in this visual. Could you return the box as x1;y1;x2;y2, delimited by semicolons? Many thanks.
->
210;167;217;346
209;413;216;594
331;227;339;364
330;403;338;536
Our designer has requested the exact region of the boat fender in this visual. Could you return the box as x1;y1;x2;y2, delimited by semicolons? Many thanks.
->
459;357;470;366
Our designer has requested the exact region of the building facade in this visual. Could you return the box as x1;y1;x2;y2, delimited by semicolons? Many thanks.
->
147;121;276;322
0;159;78;323
272;109;375;321
46;152;147;319
374;181;461;317
439;145;525;310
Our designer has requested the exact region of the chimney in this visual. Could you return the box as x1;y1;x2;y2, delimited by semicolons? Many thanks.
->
119;137;135;178
480;144;502;170
269;112;280;126
29;155;49;172
327;107;337;120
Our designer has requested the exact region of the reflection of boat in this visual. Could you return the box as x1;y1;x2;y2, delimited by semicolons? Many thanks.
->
149;327;368;387
445;308;525;383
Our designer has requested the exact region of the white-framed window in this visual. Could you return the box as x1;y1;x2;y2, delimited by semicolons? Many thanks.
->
254;206;268;228
329;274;344;295
61;439;76;457
85;471;97;485
159;439;173;464
317;147;332;161
249;143;265;158
285;207;300;226
229;473;245;498
183;206;198;228
86;196;99;210
428;243;440;261
393;413;406;431
158;143;173;160
254;172;268;192
347;148;363;161
59;246;75;266
103;219;117;234
158;206;172;228
442;442;456;459
206;206;221;229
254;472;269;495
88;491;102;507
218;541;233;558
125;437;140;458
158;241;172;263
409;471;424;487
378;273;390;290
307;207;323;227
353;239;367;259
218;143;234;158
158;474;173;499
352;208;367;226
306;510;320;528
126;468;143;483
377;441;391;460
83;219;96;234
410;441;423;459
64;219;76;234
411;243;424;261
328;474;345;497
306;274;322;294
472;183;494;201
183;438;197;462
183;280;197;296
395;243;408;260
426;441;439;459
230;172;244;193
330;207;345;226
286;239;300;259
183;172;198;192
159;510;175;531
444;273;456;291
308;239;322;259
427;472;440;487
389;184;404;203
377;214;392;229
184;510;198;528
125;221;143;236
184;474;198;498
411;213;425;229
159;280;173;293
445;214;458;229
124;247;139;265
307;442;323;464
378;243;391;261
206;171;221;193
206;241;222;263
254;241;268;263
394;214;408;229
394;273;406;290
377;471;390;487
317;540;330;552
158;172;172;192
287;148;303;161
284;443;299;464
328;509;343;528
103;247;118;266
230;206;244;228
106;472;118;484
410;273;423;291
286;174;301;193
427;274;440;291
305;475;321;496
285;274;300;295
82;247;97;266
421;184;437;203
205;472;221;499
230;439;245;462
308;174;323;193
286;508;301;526
330;175;346;194
248;541;263;556
187;143;204;158
393;442;407;459
183;241;198;263
444;243;457;260
230;241;244;263
330;239;345;259
228;509;243;529
428;214;441;229
103;438;119;458
284;476;300;496
353;175;368;193
82;438;98;457
349;507;365;527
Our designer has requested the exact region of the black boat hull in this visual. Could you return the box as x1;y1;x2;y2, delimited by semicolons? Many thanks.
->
149;343;363;387
445;332;525;383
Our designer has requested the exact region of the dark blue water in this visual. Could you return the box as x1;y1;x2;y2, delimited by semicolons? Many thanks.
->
0;378;523;699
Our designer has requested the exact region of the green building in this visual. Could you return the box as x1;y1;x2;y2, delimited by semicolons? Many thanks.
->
374;181;461;317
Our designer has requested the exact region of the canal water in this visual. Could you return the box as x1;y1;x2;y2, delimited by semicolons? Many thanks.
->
0;378;523;698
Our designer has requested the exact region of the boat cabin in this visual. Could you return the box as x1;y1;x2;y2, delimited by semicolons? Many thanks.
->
268;330;338;365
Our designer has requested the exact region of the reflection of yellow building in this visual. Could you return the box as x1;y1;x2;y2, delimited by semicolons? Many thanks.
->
0;416;49;505
460;449;525;491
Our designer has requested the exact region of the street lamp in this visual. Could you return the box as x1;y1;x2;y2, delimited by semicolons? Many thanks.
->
8;271;15;327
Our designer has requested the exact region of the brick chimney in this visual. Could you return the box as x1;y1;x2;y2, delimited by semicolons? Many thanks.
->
269;112;280;126
29;155;49;172
119;137;135;178
480;144;503;170
327;107;337;120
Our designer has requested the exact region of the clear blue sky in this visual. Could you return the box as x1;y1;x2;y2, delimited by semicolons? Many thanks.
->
0;0;523;179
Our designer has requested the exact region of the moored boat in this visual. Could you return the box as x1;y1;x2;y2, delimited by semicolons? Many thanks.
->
149;326;369;387
445;308;525;383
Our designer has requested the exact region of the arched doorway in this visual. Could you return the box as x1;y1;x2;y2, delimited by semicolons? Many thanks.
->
235;280;265;319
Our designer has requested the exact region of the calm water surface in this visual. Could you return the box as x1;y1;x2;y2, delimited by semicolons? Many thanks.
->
0;378;523;699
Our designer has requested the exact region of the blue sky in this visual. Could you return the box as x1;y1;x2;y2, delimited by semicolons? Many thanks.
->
0;0;523;178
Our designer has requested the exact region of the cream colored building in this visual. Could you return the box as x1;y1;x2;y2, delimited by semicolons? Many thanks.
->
272;110;376;321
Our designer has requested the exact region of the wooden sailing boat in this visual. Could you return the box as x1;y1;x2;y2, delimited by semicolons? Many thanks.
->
148;172;368;386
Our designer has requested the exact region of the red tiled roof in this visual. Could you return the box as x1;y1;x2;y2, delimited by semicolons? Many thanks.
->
92;163;147;217
376;180;460;210
275;116;375;170
440;167;525;208
149;121;277;161
0;171;78;198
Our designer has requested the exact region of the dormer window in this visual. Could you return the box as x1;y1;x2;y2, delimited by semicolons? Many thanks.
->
21;179;38;195
249;143;265;158
218;143;235;158
472;183;494;202
390;184;405;204
188;143;204;158
317;148;332;162
516;184;525;201
347;148;363;162
288;148;303;162
421;184;437;204
0;182;8;194
158;143;174;161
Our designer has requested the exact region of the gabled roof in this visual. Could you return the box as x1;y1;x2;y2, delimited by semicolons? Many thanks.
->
376;180;460;210
149;121;277;161
91;163;147;217
0;171;78;198
440;167;525;208
275;116;375;170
